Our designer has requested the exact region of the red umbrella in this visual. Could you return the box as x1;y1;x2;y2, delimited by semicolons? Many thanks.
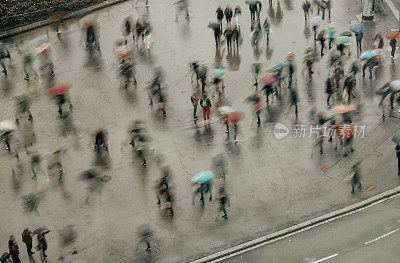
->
386;30;399;39
262;76;277;86
49;84;70;96
226;111;243;123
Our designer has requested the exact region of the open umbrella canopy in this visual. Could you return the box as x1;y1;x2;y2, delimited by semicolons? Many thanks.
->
386;30;400;39
212;68;225;78
115;45;132;59
197;66;207;78
392;134;400;145
245;0;258;5
36;42;51;56
208;22;220;30
310;16;323;27
350;23;363;34
33;227;49;235
333;104;356;113
226;111;243;123
337;36;350;44
390;80;400;91
218;106;234;115
79;169;100;181
266;62;287;71
49;84;70;96
245;94;260;102
31;37;48;47
0;120;16;132
192;170;213;183
79;14;97;27
262;75;277;86
360;50;378;60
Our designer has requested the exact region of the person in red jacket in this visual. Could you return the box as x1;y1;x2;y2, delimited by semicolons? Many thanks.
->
200;93;212;123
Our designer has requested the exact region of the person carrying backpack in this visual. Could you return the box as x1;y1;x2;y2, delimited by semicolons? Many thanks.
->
200;93;212;123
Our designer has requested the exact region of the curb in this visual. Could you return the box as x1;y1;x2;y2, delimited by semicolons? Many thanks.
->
0;0;130;40
190;186;400;263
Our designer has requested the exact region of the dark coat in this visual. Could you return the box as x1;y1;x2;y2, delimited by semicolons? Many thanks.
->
200;97;211;108
22;231;32;246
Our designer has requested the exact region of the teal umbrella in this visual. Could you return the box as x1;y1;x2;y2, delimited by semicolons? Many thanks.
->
337;36;350;44
192;171;213;183
360;50;377;60
392;134;400;145
212;68;225;78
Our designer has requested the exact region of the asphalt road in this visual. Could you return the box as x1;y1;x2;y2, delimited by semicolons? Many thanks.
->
225;195;400;263
0;0;400;262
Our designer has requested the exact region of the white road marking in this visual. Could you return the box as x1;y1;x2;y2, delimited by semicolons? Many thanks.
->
364;229;399;245
311;253;339;263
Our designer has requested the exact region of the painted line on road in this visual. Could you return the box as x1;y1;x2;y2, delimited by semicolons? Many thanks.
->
383;0;400;21
364;229;399;245
311;253;339;263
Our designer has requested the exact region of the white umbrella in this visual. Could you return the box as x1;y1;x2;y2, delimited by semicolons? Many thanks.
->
310;16;323;27
218;106;234;115
0;120;17;132
390;80;400;92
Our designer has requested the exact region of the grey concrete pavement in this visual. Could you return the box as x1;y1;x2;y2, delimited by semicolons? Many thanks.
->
225;194;400;263
0;0;400;262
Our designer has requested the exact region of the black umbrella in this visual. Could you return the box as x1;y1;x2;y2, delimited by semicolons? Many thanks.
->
197;66;207;78
33;227;49;235
245;94;260;102
208;22;220;30
79;169;100;181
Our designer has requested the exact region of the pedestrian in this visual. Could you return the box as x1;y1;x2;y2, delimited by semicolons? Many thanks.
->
191;91;200;120
374;33;384;49
320;1;327;19
232;27;240;51
249;3;257;22
264;18;270;44
213;26;221;47
362;57;378;79
325;77;334;107
216;6;224;29
269;0;273;7
56;93;73;119
0;131;12;152
302;0;311;20
349;61;359;76
94;129;108;153
122;16;134;44
224;26;234;51
396;144;400;176
30;154;43;179
47;150;64;185
390;38;397;58
0;252;11;263
200;93;212;124
174;0;190;22
276;0;282;18
0;44;10;75
318;32;326;56
15;95;33;125
289;88;299;116
224;6;233;24
254;97;262;126
9;244;19;263
217;186;229;219
8;236;14;256
256;1;262;19
85;24;100;51
328;26;335;49
21;229;34;256
343;74;356;102
22;52;37;81
326;0;332;19
234;5;242;27
351;162;362;194
355;32;363;53
313;25;318;41
37;230;51;258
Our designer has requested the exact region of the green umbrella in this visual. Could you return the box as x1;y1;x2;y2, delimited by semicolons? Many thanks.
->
393;134;400;145
337;36;350;44
212;68;225;78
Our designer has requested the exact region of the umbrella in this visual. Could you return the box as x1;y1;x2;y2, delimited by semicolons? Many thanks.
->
31;37;47;47
350;23;363;34
218;106;234;115
266;62;287;71
390;80;400;91
245;0;258;5
245;94;260;102
79;14;97;27
328;23;336;28
226;111;243;123
212;68;225;78
36;42;51;56
192;170;213;184
392;134;400;145
340;31;352;37
337;36;350;44
33;227;49;235
333;104;356;113
115;45;132;59
0;120;16;132
386;30;399;39
318;30;326;39
360;50;377;60
262;75;277;86
197;66;207;78
310;16;323;27
79;169;100;180
208;22;220;30
49;84;70;96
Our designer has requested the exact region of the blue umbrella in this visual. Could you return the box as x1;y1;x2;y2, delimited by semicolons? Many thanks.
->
360;50;377;60
266;62;287;71
392;134;400;145
192;171;213;183
350;24;363;34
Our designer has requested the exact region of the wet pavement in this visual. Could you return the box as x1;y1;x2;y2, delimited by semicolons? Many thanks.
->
1;0;400;262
